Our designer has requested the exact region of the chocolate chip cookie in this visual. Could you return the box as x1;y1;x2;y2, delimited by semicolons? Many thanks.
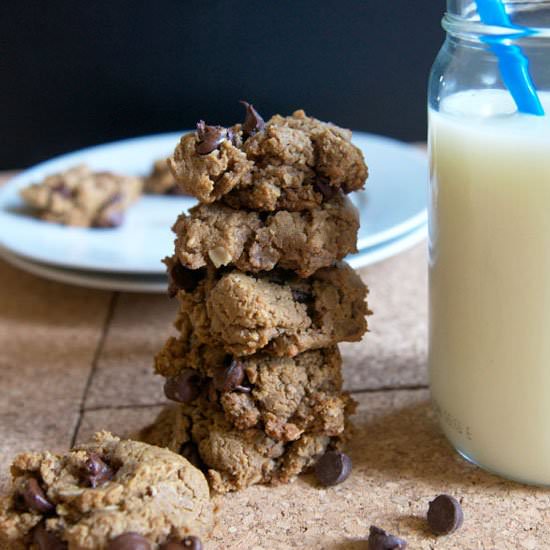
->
0;432;213;549
144;158;182;195
172;193;359;277
170;261;369;357
155;336;352;442
140;396;354;494
168;108;368;211
20;164;143;227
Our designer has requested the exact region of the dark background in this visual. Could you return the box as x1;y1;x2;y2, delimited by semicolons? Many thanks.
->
1;1;443;169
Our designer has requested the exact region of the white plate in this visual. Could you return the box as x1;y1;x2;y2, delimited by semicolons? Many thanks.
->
0;132;427;274
0;224;426;294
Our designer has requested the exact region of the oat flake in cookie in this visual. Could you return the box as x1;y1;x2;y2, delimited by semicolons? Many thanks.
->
0;432;213;549
20;164;143;227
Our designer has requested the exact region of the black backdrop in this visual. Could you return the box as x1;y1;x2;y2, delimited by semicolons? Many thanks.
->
1;1;444;169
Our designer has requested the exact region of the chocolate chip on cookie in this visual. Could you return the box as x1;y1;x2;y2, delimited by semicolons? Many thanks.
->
313;179;338;200
51;182;73;199
107;532;151;550
214;358;251;393
22;478;54;514
80;452;114;488
367;526;407;549
166;259;206;297
291;289;312;304
314;450;352;486
240;101;265;138
94;210;125;228
164;369;202;403
427;494;463;536
195;121;230;155
32;523;67;550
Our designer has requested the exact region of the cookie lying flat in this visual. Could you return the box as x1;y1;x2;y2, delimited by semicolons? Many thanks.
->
155;336;352;442
168;108;368;211
20;164;143;227
0;432;213;549
170;262;369;357
144;159;182;195
140;397;354;494
172;193;359;277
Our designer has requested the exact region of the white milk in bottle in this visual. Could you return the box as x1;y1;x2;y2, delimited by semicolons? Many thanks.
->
429;90;550;483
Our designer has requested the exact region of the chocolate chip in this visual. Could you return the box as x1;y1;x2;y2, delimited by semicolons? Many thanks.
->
166;260;206;297
427;494;463;536
313;179;338;200
213;359;250;393
368;526;407;549
182;537;203;550
80;453;113;488
107;532;151;550
195;120;230;155
32;523;67;550
22;477;54;514
240;101;265;138
164;369;202;403
291;289;312;304
314;450;352;486
51;183;73;199
160;537;202;550
94;210;124;228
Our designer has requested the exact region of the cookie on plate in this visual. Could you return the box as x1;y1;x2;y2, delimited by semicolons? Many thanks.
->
20;164;142;227
144;158;182;195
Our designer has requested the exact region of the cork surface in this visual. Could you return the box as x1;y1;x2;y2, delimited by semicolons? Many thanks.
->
1;170;549;548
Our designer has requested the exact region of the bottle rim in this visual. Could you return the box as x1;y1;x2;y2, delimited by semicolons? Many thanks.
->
443;3;550;39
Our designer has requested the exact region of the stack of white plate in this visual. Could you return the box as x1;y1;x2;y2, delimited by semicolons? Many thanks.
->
0;132;427;293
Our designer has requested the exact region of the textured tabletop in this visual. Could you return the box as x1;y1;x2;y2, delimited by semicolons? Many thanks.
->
1;171;548;549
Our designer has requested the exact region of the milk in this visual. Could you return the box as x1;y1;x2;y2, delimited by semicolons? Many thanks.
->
429;90;550;484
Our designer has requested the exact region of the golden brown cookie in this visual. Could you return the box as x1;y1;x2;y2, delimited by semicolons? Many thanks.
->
139;396;354;494
0;432;213;549
20;164;143;227
155;339;351;443
169;262;369;357
168;109;368;211
144;158;182;195
172;193;359;277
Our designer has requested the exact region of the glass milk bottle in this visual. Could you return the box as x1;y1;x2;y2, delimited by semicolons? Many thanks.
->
428;0;550;484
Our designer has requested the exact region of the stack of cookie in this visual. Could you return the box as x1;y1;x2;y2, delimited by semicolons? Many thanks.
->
142;104;370;493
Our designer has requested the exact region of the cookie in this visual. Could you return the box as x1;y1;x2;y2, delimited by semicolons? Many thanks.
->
172;193;359;277
144;158;182;195
0;432;213;549
20;164;143;227
168;109;368;211
155;336;351;442
139;397;354;494
170;262;369;357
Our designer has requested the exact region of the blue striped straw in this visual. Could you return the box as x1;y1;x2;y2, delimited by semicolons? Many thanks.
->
476;0;544;115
